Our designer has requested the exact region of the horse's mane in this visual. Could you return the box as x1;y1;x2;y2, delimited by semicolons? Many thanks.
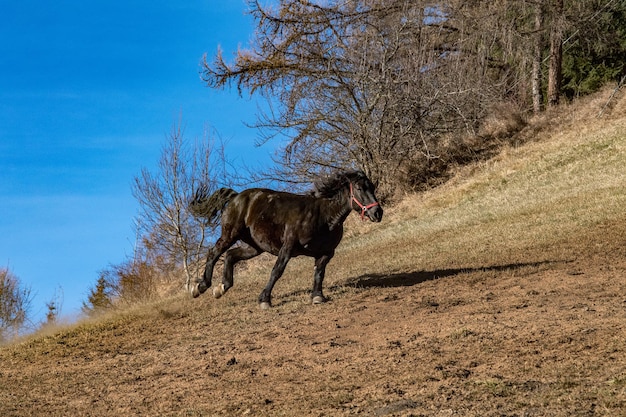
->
310;170;366;198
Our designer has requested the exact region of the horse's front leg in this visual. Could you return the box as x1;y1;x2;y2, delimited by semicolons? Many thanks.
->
311;253;333;304
191;236;232;298
216;244;262;298
258;242;293;309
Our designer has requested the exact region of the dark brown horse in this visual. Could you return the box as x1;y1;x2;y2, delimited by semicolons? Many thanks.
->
189;170;383;309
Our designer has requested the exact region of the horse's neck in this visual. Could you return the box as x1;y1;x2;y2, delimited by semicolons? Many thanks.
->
322;192;351;231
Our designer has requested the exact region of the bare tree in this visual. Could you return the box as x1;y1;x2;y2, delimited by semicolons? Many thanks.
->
202;0;526;194
132;123;227;290
203;0;624;193
0;267;32;342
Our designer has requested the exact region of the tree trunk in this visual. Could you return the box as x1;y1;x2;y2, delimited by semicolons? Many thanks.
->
547;0;563;107
532;1;545;114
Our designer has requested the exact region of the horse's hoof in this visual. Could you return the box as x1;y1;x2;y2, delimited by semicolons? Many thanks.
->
212;284;226;299
311;295;326;305
190;284;199;298
259;302;271;310
191;282;207;298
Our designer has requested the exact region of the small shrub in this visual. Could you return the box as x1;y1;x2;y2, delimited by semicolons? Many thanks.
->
480;103;527;140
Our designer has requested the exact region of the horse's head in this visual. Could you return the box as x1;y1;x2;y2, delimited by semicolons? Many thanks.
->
348;172;383;223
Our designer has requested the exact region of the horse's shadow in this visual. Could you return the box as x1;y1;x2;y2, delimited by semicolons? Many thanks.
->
346;260;564;289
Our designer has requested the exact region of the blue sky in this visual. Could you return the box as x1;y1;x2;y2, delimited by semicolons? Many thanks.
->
0;1;271;324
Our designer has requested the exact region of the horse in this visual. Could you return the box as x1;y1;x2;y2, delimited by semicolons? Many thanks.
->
188;170;383;309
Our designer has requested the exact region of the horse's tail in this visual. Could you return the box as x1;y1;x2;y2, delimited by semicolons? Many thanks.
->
189;186;238;223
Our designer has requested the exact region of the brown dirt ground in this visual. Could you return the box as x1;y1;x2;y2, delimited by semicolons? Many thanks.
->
1;217;626;417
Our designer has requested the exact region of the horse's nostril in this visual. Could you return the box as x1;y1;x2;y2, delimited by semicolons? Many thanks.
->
368;207;383;222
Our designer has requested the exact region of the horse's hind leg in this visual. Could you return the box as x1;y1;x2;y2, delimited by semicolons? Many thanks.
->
311;254;333;304
258;241;293;309
214;244;262;298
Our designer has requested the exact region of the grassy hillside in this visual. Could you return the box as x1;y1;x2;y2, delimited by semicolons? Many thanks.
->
2;90;626;416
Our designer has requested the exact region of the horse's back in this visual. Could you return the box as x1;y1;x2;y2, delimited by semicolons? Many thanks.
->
222;188;335;256
233;188;312;222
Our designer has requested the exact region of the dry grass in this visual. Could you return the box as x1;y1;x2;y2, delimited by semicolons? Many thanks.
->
2;88;626;416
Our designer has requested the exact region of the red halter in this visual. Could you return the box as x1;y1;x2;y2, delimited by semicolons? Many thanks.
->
350;182;380;220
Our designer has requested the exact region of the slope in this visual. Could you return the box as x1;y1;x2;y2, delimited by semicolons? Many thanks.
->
1;90;626;416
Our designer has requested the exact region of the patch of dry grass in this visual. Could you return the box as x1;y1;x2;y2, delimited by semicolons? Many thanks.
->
334;92;626;277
